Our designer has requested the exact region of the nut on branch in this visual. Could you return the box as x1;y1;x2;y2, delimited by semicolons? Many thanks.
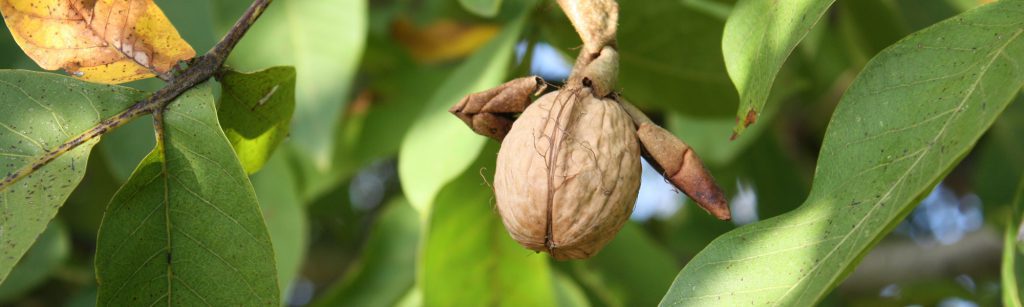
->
494;88;640;260
448;0;730;260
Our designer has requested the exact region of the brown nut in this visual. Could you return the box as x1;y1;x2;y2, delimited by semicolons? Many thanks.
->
493;88;640;260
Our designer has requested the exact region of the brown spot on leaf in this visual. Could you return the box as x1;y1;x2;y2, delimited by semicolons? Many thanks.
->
743;108;758;127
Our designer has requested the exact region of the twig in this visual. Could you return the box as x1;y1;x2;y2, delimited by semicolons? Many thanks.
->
0;0;274;191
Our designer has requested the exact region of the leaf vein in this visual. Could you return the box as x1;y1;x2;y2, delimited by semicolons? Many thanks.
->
173;227;266;302
171;275;213;306
167;174;261;243
776;27;1024;305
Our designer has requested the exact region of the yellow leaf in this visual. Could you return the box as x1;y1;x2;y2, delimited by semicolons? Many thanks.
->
393;18;500;64
0;0;195;84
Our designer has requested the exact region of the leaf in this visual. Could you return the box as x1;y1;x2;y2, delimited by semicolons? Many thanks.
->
214;0;366;171
421;142;556;306
723;0;834;135
615;0;735;117
250;153;306;303
0;70;144;284
662;2;1024;305
1003;169;1024;306
553;271;590;307
398;4;528;213
973;95;1024;209
894;0;972;31
392;18;501;64
836;0;910;67
335;66;452;179
0;220;69;302
311;197;419;307
459;0;502;18
572;223;678;307
665;66;805;167
95;84;279;305
217;66;296;174
98;116;154;182
0;0;195;84
157;0;217;53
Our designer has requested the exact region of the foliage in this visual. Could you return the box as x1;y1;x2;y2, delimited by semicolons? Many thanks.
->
0;0;1021;306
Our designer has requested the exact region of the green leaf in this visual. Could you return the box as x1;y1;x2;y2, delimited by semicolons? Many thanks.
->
662;2;1024;305
99;117;155;182
723;0;834;135
251;153;307;303
666;67;805;167
0;220;69;302
460;0;502;17
218;66;297;175
973;95;1024;211
95;84;279;305
398;6;528;213
214;0;367;171
421;142;556;306
159;0;218;53
1003;169;1024;306
334;66;452;182
554;271;590;307
616;0;736;117
894;0;972;31
571;223;678;307
311;197;419;307
837;0;910;67
0;70;144;283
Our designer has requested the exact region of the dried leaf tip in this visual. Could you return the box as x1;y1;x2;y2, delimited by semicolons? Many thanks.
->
449;76;546;141
636;122;730;220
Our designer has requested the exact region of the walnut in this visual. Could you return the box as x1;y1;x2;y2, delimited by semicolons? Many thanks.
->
493;88;641;260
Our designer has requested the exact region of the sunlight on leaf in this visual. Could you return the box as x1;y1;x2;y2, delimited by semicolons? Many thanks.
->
663;2;1024;305
95;84;279;305
218;66;296;174
575;223;678;306
554;271;590;307
215;0;366;172
724;0;834;136
459;0;502;18
251;153;306;304
398;4;528;214
421;143;556;306
0;0;195;83
1002;174;1024;307
0;70;144;284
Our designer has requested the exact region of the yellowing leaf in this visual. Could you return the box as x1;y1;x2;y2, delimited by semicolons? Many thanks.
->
393;18;499;63
0;0;195;83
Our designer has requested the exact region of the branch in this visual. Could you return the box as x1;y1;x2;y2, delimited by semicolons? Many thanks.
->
0;0;274;191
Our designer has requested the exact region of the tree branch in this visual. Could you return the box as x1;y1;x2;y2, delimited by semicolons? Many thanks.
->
0;0;274;191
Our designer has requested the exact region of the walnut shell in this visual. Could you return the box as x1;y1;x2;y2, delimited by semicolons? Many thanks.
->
494;88;641;260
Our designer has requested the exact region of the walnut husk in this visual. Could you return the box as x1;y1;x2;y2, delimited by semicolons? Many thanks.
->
493;88;641;260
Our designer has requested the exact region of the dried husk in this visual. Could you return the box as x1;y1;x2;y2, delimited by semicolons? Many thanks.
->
494;88;640;260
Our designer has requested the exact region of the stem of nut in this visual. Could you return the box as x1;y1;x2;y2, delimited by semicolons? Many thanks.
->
555;0;618;56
